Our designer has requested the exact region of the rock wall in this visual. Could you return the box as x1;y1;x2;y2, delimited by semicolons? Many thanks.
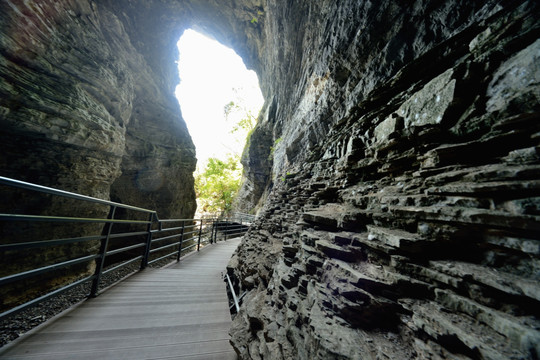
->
0;0;198;307
228;1;540;359
0;0;197;219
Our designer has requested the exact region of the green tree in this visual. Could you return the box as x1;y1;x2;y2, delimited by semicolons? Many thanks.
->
223;100;257;134
195;156;242;214
194;89;261;215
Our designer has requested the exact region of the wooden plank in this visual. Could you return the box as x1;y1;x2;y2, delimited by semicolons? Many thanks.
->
0;239;241;360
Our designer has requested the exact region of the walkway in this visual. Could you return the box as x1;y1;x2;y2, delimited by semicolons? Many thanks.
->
0;238;241;360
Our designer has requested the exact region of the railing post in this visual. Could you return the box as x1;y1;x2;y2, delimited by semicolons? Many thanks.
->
197;219;203;251
212;218;218;244
140;212;155;270
225;218;229;241
240;217;243;237
210;219;214;244
90;206;117;297
177;220;185;261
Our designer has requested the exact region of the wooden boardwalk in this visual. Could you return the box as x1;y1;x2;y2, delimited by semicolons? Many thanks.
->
0;238;241;360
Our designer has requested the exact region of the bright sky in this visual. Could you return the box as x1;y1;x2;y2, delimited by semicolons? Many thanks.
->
175;29;264;168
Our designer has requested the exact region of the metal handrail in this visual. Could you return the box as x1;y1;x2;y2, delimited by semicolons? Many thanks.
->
0;176;252;321
225;273;240;314
227;212;256;223
0;176;155;215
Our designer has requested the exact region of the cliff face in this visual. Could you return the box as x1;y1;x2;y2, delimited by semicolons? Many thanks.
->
0;0;199;307
0;0;197;219
229;0;540;359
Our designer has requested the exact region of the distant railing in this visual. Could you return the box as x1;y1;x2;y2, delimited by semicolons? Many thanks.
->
229;212;256;224
0;176;250;321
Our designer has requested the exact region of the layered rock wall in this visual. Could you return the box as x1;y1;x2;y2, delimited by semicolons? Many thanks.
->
0;0;197;218
0;0;198;307
228;1;540;359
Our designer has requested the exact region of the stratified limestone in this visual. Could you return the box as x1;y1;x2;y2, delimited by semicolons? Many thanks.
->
228;1;540;359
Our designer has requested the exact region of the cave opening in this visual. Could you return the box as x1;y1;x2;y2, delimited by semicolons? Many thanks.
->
175;29;264;216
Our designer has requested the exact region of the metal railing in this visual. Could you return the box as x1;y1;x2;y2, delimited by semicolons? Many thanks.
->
229;212;256;224
224;272;248;316
225;273;240;314
213;218;250;240
0;176;251;321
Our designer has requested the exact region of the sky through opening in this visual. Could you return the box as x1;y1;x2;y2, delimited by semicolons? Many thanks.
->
175;29;264;168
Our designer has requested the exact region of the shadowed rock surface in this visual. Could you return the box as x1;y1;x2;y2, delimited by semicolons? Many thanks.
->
227;1;540;359
1;0;539;358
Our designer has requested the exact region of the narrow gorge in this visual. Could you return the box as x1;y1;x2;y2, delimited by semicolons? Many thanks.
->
1;0;539;359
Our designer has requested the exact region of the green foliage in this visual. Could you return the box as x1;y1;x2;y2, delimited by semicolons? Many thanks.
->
268;137;282;159
250;10;264;24
224;100;257;134
195;156;242;214
193;89;261;215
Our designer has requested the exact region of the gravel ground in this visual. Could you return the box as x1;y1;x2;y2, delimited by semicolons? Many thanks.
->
0;253;183;348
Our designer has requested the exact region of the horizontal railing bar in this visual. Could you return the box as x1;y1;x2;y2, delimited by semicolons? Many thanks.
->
105;243;146;256
102;256;143;276
0;254;100;286
0;275;95;320
0;214;151;225
151;226;183;233
151;233;181;244
0;235;106;251
182;243;198;252
0;176;155;214
182;230;198;237
0;230;149;252
149;241;179;254
148;251;177;265
223;230;245;235
229;233;247;237
181;236;196;243
158;218;196;223
108;231;149;240
223;229;246;234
